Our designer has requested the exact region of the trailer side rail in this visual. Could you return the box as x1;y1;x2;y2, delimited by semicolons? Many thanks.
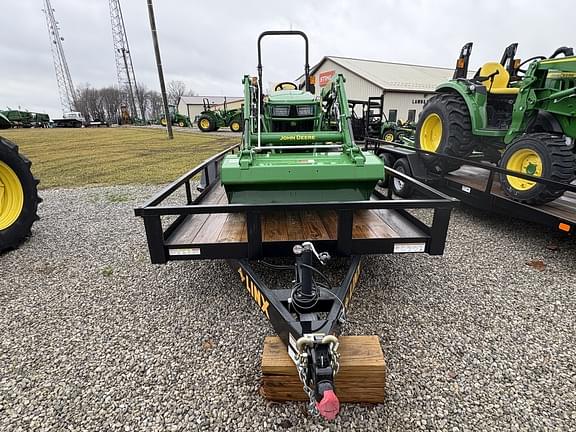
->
135;144;458;263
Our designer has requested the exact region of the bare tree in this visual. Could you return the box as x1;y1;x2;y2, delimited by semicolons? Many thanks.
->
167;80;196;106
146;90;163;121
100;86;123;123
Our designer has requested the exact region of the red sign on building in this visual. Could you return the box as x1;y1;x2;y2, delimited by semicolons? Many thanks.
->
319;70;336;87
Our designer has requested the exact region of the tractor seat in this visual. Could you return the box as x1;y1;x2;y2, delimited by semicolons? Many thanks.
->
479;62;519;95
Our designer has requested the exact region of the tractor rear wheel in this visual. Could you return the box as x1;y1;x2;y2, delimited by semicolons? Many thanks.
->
229;119;242;132
0;137;40;252
416;93;476;172
499;133;575;204
160;117;167;126
197;115;215;132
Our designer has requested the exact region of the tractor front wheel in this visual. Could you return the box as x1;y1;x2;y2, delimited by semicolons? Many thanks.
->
0;137;41;252
160;118;167;126
499;133;575;204
416;93;476;172
229;119;242;132
382;129;395;142
197;115;215;132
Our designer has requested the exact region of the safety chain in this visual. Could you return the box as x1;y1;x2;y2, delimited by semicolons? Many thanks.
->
295;335;342;417
295;352;319;416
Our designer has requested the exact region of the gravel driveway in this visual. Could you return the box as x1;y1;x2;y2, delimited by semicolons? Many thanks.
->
1;185;575;431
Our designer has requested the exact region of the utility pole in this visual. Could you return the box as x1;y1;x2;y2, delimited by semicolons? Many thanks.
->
42;0;76;113
147;0;173;139
109;0;144;122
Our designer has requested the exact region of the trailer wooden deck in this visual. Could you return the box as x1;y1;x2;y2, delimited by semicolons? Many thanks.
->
445;166;576;224
165;183;427;246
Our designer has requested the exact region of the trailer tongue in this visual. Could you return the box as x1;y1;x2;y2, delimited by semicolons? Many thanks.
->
136;31;457;420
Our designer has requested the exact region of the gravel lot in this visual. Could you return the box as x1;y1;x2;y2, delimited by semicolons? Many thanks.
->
1;185;575;431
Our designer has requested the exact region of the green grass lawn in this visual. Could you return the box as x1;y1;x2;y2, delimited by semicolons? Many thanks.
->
0;127;237;189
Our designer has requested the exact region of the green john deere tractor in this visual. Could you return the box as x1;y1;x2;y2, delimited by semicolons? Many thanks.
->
160;105;191;127
381;119;416;143
220;30;383;204
0;137;41;252
197;97;243;133
416;42;576;204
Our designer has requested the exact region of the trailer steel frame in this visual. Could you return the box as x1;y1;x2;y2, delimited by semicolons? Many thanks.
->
135;143;457;418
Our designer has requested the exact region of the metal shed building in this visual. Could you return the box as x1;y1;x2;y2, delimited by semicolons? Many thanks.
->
305;56;456;123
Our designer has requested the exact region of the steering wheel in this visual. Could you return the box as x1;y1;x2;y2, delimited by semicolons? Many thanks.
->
274;82;298;91
517;56;547;74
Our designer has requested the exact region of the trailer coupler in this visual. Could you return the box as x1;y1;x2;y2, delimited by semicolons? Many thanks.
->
296;335;341;420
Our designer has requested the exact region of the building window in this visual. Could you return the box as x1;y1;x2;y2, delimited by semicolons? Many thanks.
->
407;109;416;123
388;109;397;123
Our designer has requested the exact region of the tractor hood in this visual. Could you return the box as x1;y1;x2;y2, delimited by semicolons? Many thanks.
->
268;89;316;104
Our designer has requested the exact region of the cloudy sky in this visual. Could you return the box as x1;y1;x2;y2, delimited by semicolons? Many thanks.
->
1;0;573;118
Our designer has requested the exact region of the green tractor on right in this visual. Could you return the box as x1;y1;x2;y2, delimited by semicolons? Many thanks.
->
416;42;576;204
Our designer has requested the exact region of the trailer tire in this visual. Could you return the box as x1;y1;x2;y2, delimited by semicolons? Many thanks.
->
0;137;41;252
391;158;414;198
416;93;476;172
378;152;394;188
499;133;575;204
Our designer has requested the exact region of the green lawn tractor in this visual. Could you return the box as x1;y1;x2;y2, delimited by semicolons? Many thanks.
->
160;105;191;127
381;119;416;143
0;137;41;252
416;42;576;204
220;30;383;204
197;97;243;133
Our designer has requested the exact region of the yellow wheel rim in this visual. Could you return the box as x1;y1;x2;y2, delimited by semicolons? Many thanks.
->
160;118;167;126
0;161;24;230
178;122;185;127
419;113;443;152
505;148;542;191
383;132;394;142
200;119;210;129
231;122;240;132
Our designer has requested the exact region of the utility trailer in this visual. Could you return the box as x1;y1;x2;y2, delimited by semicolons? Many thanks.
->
136;30;457;420
135;144;456;418
365;137;576;234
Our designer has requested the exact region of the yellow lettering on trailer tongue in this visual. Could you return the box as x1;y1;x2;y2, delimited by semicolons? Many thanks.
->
238;267;270;319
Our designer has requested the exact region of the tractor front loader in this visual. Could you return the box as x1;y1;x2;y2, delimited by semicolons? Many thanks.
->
0;137;41;252
416;42;576;204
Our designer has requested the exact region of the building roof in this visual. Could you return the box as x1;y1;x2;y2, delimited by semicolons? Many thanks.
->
308;56;457;92
179;96;243;106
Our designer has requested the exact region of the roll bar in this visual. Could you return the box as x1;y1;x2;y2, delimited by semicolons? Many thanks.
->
257;31;311;92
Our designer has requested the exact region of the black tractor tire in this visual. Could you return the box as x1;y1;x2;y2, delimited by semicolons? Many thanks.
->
197;115;215;132
391;158;414;198
382;129;395;142
0;137;41;252
499;133;575;205
229;118;243;133
178;121;185;127
416;93;477;173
